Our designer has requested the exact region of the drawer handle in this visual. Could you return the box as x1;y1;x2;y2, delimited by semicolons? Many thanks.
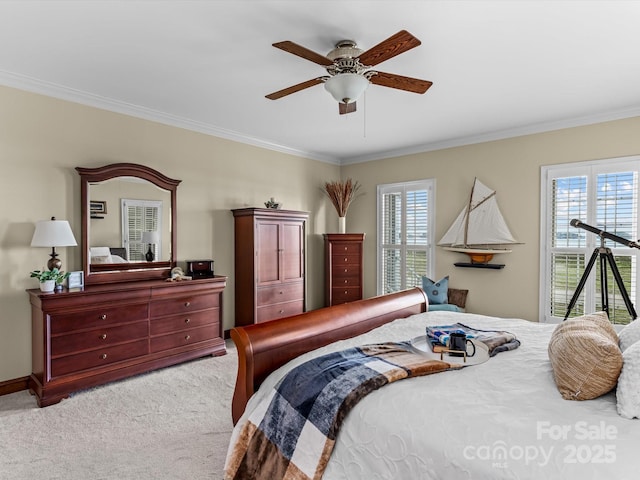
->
185;318;191;324
279;310;284;314
100;334;107;340
344;291;348;295
344;246;348;251
279;291;284;294
344;257;348;262
100;353;108;360
100;314;107;320
344;280;348;284
344;269;348;273
184;301;191;307
185;335;191;341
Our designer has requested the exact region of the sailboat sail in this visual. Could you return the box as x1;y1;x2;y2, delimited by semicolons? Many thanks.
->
438;178;517;253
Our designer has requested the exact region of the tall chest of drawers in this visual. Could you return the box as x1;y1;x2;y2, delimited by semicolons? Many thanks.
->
324;233;365;306
232;208;308;327
28;276;226;407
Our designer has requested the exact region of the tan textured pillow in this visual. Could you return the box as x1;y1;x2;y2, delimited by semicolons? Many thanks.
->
548;312;623;400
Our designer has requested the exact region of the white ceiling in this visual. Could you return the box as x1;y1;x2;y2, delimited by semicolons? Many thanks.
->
1;1;640;165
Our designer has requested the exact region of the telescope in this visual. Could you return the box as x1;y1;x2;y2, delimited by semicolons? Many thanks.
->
565;218;638;321
570;219;640;250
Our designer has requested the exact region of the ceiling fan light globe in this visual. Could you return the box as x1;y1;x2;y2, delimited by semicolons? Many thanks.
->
324;73;369;104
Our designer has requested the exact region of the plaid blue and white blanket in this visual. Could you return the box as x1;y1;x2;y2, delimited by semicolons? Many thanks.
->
427;322;520;356
225;341;458;480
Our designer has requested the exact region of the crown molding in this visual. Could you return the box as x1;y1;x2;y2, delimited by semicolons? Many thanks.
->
2;69;638;167
0;69;341;165
341;106;640;165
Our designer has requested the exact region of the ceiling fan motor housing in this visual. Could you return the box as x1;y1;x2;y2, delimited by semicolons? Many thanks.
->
326;40;363;60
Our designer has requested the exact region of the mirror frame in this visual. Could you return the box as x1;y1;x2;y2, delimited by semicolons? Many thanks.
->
76;163;181;285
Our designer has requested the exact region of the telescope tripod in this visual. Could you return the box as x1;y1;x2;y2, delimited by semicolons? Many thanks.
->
564;239;637;320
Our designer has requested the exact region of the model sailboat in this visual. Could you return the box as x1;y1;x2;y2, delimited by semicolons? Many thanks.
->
438;178;518;268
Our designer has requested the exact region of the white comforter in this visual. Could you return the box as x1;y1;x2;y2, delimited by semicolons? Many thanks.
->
227;311;639;479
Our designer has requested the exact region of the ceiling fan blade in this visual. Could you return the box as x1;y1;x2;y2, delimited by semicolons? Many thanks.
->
265;77;326;100
369;71;433;94
358;30;421;67
272;41;334;66
339;102;357;115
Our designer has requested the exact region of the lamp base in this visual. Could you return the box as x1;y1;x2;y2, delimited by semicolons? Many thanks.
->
145;245;154;262
47;248;61;271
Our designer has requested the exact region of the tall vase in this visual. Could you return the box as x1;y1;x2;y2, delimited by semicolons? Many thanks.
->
338;216;346;234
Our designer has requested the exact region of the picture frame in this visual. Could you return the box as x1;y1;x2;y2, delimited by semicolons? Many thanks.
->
90;200;107;215
67;270;84;290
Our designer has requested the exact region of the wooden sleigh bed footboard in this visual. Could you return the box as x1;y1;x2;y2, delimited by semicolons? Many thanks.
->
230;287;428;424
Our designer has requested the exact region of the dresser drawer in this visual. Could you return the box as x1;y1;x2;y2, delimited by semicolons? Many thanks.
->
51;339;148;377
150;309;219;335
150;324;218;353
256;300;304;323
52;321;148;356
150;294;219;317
331;242;362;255
331;264;362;280
331;287;361;305
257;282;303;305
331;253;361;266
330;275;361;287
50;303;149;334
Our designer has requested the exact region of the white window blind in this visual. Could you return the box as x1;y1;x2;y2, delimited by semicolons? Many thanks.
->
377;179;435;295
540;157;640;324
121;199;162;261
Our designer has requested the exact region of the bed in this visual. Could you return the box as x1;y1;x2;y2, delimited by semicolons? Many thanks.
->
226;288;638;479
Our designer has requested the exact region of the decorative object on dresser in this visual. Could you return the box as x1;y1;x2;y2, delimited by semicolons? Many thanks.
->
76;163;180;285
67;270;84;290
29;268;70;293
27;277;227;407
232;208;308;327
322;178;362;233
186;260;214;278
324;233;364;306
30;216;78;271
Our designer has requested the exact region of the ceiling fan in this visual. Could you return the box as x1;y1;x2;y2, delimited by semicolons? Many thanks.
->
265;30;433;115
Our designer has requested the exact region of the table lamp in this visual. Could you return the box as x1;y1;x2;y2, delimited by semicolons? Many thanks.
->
142;231;159;262
31;216;78;270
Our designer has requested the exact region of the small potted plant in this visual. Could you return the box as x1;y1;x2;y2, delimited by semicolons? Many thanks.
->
30;268;70;293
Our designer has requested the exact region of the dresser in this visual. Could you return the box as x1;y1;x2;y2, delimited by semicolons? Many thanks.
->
324;233;365;306
28;276;226;407
232;208;308;327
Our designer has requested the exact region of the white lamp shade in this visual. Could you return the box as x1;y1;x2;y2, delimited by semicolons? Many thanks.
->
142;231;160;244
31;219;77;247
324;73;369;104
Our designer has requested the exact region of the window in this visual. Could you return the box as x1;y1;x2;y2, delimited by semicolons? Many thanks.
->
121;199;162;261
540;157;640;324
377;179;435;294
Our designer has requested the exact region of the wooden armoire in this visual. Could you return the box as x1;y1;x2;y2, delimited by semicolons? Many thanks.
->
232;208;308;327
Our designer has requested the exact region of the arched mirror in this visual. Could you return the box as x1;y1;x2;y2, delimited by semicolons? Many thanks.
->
76;163;180;285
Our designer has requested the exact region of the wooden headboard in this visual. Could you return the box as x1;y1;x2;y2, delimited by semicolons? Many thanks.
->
229;287;429;424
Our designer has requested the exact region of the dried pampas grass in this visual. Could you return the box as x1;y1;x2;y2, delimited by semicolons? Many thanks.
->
323;178;362;217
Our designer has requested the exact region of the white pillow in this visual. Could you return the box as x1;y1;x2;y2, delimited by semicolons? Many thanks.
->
618;320;640;352
616;340;640;419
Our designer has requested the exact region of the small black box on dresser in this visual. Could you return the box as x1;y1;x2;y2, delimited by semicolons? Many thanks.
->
186;260;214;278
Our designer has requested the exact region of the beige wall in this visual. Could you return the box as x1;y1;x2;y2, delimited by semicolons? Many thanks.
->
2;82;639;384
343;117;640;320
0;85;339;382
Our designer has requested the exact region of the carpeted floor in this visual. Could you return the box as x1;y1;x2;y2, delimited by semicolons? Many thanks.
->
0;340;238;480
